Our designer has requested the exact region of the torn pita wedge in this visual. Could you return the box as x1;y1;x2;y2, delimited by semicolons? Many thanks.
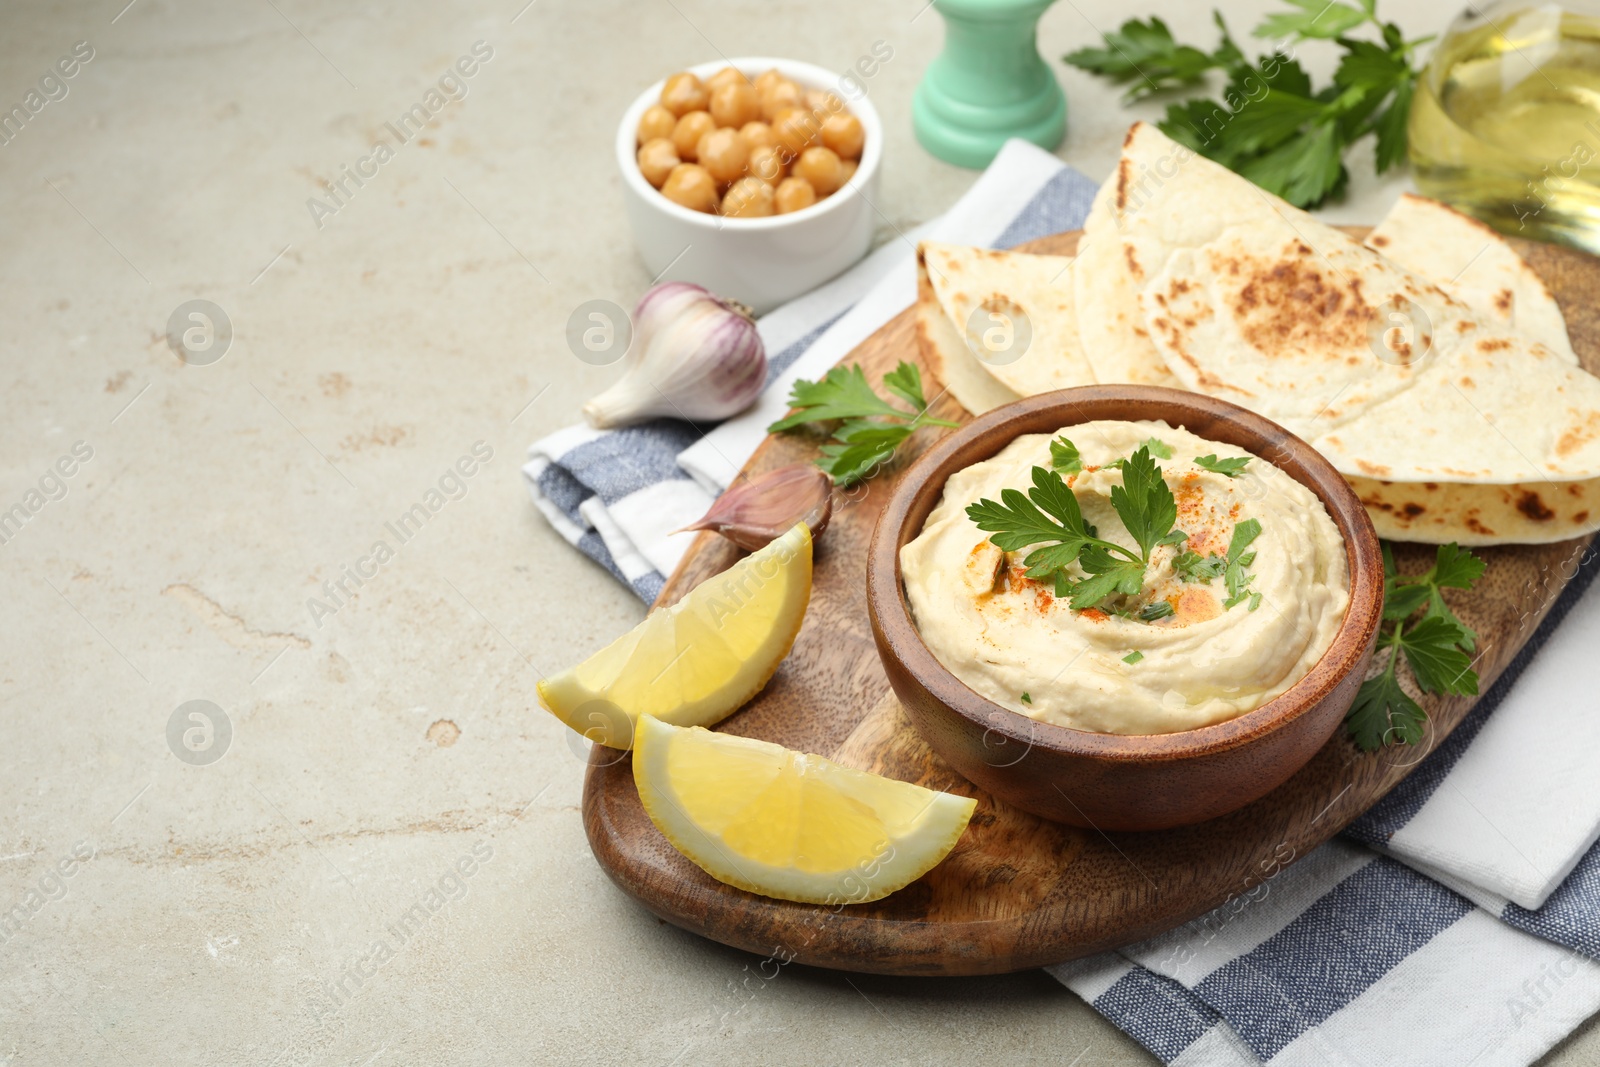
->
1073;177;1180;387
1365;193;1576;363
917;241;1096;411
1110;121;1600;545
915;246;1022;416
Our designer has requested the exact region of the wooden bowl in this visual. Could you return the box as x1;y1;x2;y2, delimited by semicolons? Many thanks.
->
867;386;1384;831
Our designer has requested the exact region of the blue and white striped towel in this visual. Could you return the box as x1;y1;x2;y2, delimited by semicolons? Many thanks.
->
525;139;1600;1065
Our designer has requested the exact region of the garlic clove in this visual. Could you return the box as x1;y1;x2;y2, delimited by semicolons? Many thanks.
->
677;463;832;551
581;282;768;430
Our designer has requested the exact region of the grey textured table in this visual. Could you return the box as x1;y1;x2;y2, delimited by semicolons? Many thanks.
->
2;0;1595;1062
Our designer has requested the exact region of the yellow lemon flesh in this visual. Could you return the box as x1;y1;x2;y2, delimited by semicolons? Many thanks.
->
537;522;812;749
631;714;977;904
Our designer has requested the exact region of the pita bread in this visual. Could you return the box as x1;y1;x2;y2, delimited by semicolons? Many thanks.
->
1109;124;1600;473
915;246;1022;416
918;241;1095;400
1073;177;1180;387
1365;193;1576;363
1348;475;1600;546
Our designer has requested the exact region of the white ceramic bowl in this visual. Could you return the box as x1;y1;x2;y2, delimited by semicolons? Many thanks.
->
616;56;884;315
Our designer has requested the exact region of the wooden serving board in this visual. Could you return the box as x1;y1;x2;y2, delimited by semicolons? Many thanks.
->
583;228;1600;976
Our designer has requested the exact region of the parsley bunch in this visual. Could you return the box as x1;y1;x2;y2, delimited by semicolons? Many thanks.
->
1346;543;1484;751
1064;1;1434;207
966;443;1204;614
768;362;958;487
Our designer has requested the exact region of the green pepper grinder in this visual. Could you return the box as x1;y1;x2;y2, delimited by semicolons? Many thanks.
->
913;0;1066;168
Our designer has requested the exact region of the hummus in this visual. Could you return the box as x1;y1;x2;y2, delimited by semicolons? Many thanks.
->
900;420;1349;734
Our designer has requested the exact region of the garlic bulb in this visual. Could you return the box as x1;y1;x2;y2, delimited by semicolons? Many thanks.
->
582;282;767;429
678;463;832;550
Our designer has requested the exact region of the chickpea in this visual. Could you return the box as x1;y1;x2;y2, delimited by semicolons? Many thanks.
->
637;104;677;144
804;89;845;116
661;163;719;213
821;112;865;161
704;66;750;93
696;127;750;185
637;138;681;188
660;72;709;116
753;68;784;95
721;177;775;218
747;144;787;184
739;121;775;151
710;81;762;129
839;158;858;184
760;78;803;121
671;110;717;161
774;176;817;214
771;107;822;157
793;146;846;196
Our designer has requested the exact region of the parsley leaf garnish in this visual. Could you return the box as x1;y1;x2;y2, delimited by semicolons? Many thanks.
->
1222;519;1263;609
1112;446;1180;559
1123;651;1144;664
1347;542;1484;751
1064;3;1433;206
966;446;1205;618
769;362;959;487
1194;454;1251;478
1172;518;1261;613
1142;437;1174;459
1050;435;1083;475
1139;600;1176;621
1174;550;1226;583
1020;692;1032;705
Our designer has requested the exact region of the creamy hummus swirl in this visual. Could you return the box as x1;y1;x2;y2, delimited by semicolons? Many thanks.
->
900;420;1349;735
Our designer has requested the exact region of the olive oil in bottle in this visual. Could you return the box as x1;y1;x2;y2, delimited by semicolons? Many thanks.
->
1410;2;1600;253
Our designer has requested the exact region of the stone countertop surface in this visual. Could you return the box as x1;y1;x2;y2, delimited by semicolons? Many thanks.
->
2;0;1595;1063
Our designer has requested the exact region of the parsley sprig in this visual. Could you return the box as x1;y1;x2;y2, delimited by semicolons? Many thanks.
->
1346;543;1485;751
965;444;1194;614
768;362;958;487
1064;2;1433;207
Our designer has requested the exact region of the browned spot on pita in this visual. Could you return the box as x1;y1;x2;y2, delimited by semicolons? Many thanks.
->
1465;514;1494;535
1402;502;1425;517
1355;459;1391;477
1123;243;1143;281
1370;234;1390;247
1556;417;1600;457
1424;482;1439;490
1443;467;1485;478
1116;157;1132;211
1460;376;1475;388
1517;491;1555;521
1495;288;1513;312
1222;243;1375;355
1361;495;1395;513
1576;511;1590;523
1477;337;1512;353
1570;483;1586;496
1457;321;1475;334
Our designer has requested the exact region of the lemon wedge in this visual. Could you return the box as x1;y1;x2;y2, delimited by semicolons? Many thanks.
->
631;715;977;904
538;522;812;749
